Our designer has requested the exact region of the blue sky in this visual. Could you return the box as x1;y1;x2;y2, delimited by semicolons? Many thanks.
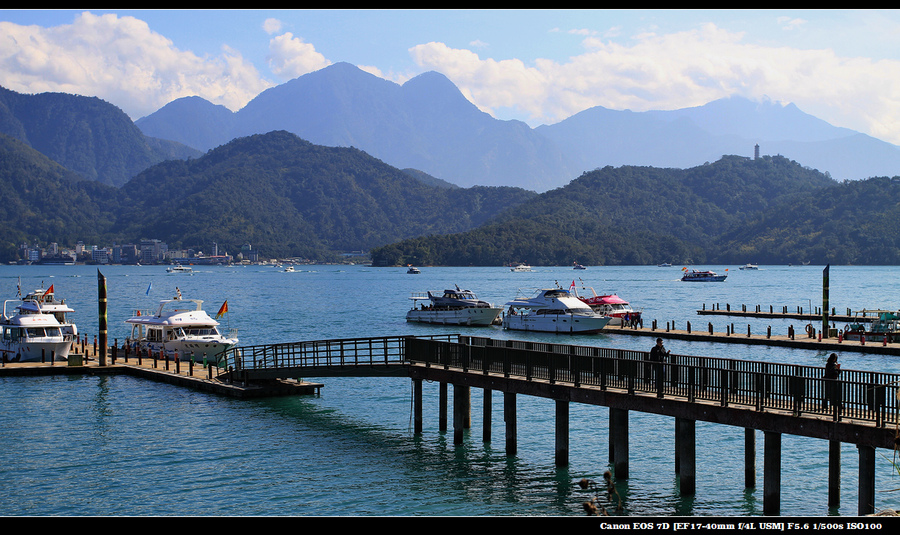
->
3;9;900;143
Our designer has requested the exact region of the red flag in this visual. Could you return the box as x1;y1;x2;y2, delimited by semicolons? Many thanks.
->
215;300;228;319
46;284;54;295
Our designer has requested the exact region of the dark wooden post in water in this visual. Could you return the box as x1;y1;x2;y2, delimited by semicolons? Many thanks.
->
745;428;756;488
504;392;517;456
677;418;696;495
764;431;782;516
97;270;108;366
483;389;492;443
822;264;830;338
413;379;423;434
439;382;448;433
858;445;876;515
555;399;569;467
453;384;470;445
610;408;629;479
828;440;840;507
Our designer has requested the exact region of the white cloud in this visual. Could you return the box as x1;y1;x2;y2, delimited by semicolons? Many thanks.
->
0;12;272;119
262;18;283;35
266;32;331;81
409;23;900;144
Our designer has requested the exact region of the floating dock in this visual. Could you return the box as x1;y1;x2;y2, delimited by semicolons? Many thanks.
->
0;353;323;398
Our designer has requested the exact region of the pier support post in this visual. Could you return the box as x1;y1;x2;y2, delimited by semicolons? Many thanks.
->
763;431;782;516
555;399;569;467
453;384;470;445
677;418;696;495
858;445;876;515
504;391;517;456
610;408;629;479
745;428;756;488
413;379;423;435
439;382;448;433
483;388;492;443
828;440;840;507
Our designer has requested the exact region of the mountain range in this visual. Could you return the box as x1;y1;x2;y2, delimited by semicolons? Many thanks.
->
136;62;900;192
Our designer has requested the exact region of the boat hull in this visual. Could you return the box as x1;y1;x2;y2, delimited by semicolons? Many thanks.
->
1;340;71;362
502;313;610;334
406;307;502;326
682;276;727;282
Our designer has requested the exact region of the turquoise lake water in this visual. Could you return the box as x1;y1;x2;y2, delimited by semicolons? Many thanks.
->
2;263;899;517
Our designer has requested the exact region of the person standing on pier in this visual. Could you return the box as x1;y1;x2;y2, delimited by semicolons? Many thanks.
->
647;338;670;389
824;353;842;408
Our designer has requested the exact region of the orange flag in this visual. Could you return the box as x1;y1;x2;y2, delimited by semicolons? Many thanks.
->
215;300;228;319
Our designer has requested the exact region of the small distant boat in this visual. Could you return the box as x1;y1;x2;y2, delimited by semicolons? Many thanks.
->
573;262;586;270
407;265;421;274
657;263;672;267
406;286;503;326
681;268;727;282
166;264;193;273
284;265;295;272
739;263;759;270
502;287;611;334
510;263;532;272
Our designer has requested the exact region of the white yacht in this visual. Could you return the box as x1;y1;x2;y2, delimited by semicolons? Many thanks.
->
510;263;532;272
502;287;611;334
166;264;193;273
406;286;503;326
125;290;238;364
1;286;75;362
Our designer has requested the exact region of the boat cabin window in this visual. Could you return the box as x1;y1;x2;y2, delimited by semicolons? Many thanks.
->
2;326;21;341
185;327;219;336
147;328;164;342
543;290;568;298
25;327;59;338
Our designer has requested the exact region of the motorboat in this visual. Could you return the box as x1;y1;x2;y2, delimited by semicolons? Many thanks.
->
125;290;238;364
842;310;900;343
166;264;193;273
739;263;759;270
406;286;503;326
1;286;74;362
407;265;421;274
570;283;642;326
510;263;532;272
502;287;611;334
284;265;295;272
573;262;586;270
681;268;727;282
657;263;672;267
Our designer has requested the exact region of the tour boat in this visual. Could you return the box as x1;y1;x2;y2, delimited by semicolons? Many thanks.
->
510;263;532;272
406;286;503;326
407;265;421;274
570;283;642;326
1;286;75;362
125;290;238;364
502;287;611;334
681;268;727;282
739;263;759;270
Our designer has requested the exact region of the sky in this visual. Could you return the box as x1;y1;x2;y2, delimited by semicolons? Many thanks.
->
3;9;900;144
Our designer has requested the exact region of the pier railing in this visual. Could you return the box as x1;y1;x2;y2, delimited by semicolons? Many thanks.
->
407;336;900;427
219;334;459;375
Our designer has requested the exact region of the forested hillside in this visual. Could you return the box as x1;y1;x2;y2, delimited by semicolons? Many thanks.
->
371;155;900;266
